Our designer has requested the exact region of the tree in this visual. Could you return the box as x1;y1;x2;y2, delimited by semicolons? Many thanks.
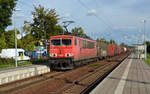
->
31;5;63;45
19;21;35;51
0;33;7;52
96;38;109;44
71;27;87;37
4;29;21;48
21;34;35;51
109;39;116;45
5;30;15;48
0;0;17;33
146;41;150;53
120;42;128;46
22;21;31;35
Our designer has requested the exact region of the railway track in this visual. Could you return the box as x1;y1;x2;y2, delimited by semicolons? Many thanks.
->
80;54;128;94
60;54;128;94
0;71;66;94
0;53;130;94
55;63;113;94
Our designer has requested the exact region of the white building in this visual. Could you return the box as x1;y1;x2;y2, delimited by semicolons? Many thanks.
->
134;44;145;59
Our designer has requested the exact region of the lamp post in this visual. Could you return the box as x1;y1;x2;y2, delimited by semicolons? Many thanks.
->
142;19;147;59
14;8;21;67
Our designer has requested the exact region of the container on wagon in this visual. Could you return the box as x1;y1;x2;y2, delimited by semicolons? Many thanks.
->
107;44;115;57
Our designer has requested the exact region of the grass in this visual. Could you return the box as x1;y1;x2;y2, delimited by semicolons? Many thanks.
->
88;63;103;68
0;61;33;69
18;61;33;66
0;57;49;69
0;63;15;69
145;53;150;67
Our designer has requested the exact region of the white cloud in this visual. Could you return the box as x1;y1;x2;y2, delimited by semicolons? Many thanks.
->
64;13;71;17
87;9;97;16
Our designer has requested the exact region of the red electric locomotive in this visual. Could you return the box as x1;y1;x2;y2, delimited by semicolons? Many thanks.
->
49;35;97;70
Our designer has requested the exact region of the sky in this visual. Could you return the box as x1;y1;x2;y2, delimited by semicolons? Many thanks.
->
7;0;150;45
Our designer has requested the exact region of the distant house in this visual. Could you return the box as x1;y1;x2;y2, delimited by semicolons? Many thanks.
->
134;44;146;59
136;44;145;50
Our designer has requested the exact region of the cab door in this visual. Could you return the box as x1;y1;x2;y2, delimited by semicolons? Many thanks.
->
74;38;81;58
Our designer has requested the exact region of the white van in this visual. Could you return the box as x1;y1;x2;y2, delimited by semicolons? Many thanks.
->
0;48;30;61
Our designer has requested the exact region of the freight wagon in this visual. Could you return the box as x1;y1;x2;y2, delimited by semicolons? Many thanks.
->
96;41;108;59
107;44;115;57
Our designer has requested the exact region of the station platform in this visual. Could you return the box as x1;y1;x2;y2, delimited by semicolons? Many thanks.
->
90;54;150;94
0;64;51;85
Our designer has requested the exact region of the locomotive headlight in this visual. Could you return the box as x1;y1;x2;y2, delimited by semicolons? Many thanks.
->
65;53;73;57
69;53;72;57
50;53;57;57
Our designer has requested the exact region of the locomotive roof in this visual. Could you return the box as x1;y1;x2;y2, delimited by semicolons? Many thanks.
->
50;35;73;38
50;35;95;42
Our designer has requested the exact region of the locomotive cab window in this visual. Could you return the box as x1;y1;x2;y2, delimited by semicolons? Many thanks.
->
51;39;61;46
51;39;72;46
62;39;72;46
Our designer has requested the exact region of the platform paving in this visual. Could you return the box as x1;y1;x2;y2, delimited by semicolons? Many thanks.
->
90;54;150;94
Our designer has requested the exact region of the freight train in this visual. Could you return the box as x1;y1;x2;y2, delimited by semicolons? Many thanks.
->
49;35;127;70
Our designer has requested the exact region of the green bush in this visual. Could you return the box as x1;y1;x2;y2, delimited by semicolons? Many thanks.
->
0;58;15;64
0;57;48;69
0;58;15;69
31;58;48;64
146;41;150;53
145;53;150;67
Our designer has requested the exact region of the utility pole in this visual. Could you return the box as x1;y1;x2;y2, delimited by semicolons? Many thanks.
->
14;9;17;67
43;20;48;55
143;19;147;59
14;8;21;67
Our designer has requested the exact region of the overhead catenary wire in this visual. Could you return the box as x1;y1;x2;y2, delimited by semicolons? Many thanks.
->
18;0;33;9
93;0;115;30
17;0;96;30
16;0;113;40
77;0;116;40
17;0;114;32
77;0;115;33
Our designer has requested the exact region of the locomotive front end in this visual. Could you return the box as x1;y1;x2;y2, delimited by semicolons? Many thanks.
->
49;38;73;58
49;35;74;70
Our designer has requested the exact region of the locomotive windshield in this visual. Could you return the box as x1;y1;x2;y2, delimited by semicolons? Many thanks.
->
51;39;72;46
51;39;61;46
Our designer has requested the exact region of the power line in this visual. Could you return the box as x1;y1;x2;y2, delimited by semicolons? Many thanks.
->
93;0;115;30
77;0;114;33
18;0;33;9
17;0;109;39
18;0;91;30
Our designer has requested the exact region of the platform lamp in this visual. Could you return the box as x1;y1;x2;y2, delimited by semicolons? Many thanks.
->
141;19;147;59
14;8;21;67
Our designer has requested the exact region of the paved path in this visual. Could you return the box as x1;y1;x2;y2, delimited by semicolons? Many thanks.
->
90;54;150;94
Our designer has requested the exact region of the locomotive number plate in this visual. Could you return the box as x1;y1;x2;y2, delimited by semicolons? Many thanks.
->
59;54;63;56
